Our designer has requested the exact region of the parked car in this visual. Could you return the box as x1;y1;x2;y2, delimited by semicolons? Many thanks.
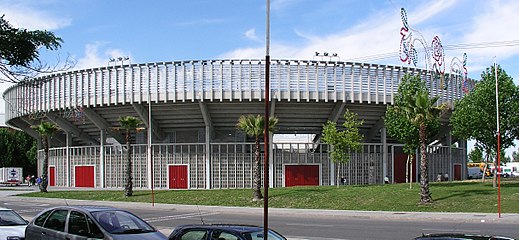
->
414;233;516;240
168;224;287;240
0;207;28;240
25;205;167;240
467;167;483;179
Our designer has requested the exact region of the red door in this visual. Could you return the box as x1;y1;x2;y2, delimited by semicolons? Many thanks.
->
285;165;319;187
169;165;188;189
49;166;56;186
454;164;462;181
75;166;95;187
393;153;417;183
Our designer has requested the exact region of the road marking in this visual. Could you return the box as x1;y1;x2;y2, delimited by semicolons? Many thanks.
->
286;236;349;240
4;202;49;207
285;223;335;228
421;228;481;233
144;212;219;223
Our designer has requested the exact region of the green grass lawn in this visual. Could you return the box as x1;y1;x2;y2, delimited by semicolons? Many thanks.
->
18;180;519;213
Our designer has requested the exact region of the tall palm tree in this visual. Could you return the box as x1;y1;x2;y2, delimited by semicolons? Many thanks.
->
236;114;278;202
118;116;143;197
397;91;445;203
31;121;58;193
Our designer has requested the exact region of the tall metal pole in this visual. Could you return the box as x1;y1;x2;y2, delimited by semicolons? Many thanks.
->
263;0;270;238
494;58;501;218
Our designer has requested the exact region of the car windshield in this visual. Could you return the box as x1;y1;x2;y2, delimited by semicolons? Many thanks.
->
91;210;155;234
0;210;27;226
244;230;287;240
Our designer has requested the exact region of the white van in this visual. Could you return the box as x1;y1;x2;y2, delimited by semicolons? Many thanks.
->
467;167;483;179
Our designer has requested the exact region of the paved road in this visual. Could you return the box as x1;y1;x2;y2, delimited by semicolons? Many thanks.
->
1;187;518;240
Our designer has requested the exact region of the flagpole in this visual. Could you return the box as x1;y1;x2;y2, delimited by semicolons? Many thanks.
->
494;57;501;218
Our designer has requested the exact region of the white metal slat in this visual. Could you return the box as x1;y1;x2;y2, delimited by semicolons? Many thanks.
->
114;67;118;105
229;62;233;102
375;65;379;104
367;64;371;104
350;64;354;103
248;61;252;102
172;64;177;103
315;63;319;102
219;62;224;102
238;61;242;101
361;64;365;104
383;66;387;104
305;62;310;102
190;62;195;102
155;63;160;103
324;63;328;102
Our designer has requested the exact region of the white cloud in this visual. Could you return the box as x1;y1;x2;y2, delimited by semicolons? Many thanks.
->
461;1;519;59
75;43;131;69
244;28;259;41
0;2;71;30
219;6;403;62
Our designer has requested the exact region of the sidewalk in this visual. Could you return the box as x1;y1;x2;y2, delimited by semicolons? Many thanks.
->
2;186;519;225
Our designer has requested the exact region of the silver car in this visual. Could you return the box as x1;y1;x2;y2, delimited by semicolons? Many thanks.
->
0;207;28;240
25;205;167;240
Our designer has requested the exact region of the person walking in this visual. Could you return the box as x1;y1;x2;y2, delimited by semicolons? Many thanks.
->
26;175;31;186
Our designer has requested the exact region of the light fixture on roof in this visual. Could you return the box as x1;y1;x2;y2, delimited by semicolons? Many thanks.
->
313;52;340;61
108;56;131;67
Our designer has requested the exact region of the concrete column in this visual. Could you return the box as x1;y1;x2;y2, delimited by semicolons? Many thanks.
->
205;126;211;189
330;145;335;186
460;139;468;180
66;132;72;187
447;132;452;181
269;133;274;188
100;129;106;188
382;127;388;184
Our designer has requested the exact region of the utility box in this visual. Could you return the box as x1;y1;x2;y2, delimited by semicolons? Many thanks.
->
0;167;23;184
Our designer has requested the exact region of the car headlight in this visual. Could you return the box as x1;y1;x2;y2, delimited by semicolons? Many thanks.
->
7;236;21;240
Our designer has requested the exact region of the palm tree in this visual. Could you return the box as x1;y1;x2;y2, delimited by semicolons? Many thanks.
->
31;121;58;193
118;116;143;197
236;114;278;202
397;91;445;203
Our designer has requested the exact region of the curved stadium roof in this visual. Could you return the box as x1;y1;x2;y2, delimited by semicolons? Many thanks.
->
2;59;475;146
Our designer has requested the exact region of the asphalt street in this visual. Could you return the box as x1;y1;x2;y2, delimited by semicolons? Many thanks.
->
1;186;518;240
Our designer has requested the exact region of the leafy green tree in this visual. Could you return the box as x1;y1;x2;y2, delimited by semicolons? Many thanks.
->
0;128;37;174
322;109;364;187
118;116;143;197
468;147;484;163
393;81;446;204
512;151;519;162
0;15;72;83
31;121;58;192
384;75;440;188
451;65;519;186
236;114;278;201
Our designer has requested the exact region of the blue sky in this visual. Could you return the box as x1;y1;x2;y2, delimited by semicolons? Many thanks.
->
1;0;519;156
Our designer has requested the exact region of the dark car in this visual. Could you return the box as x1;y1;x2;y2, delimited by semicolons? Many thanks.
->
415;233;516;240
168;224;287;240
25;205;167;240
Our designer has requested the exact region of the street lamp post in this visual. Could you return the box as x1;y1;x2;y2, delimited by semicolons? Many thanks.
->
264;0;270;238
494;58;501;218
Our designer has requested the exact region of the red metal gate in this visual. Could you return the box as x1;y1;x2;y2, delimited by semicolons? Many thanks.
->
49;166;56;186
285;165;319;187
169;165;188;189
454;164;462;180
393;153;417;183
75;166;95;187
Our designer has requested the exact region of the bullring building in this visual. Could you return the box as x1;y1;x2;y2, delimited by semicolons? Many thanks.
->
2;59;474;189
